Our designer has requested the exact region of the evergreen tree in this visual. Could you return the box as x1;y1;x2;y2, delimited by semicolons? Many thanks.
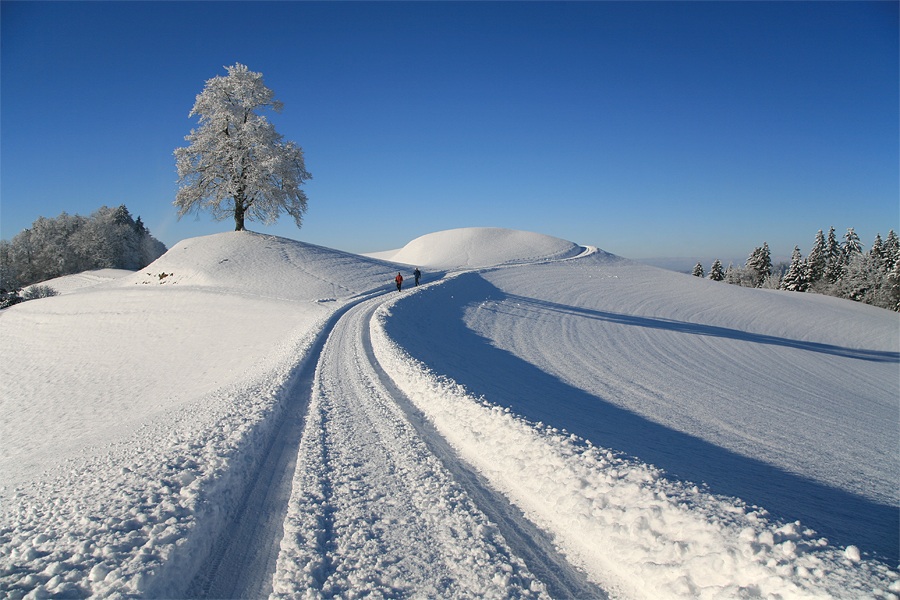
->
883;230;899;272
839;253;877;304
824;226;842;283
884;261;900;311
841;227;863;265
806;229;827;284
692;262;704;277
745;242;772;288
708;259;725;281
870;233;884;266
716;225;899;311
724;262;738;284
780;246;807;292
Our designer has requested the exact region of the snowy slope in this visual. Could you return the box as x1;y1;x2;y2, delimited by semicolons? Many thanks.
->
1;228;897;599
375;250;899;597
0;232;403;597
1;232;400;482
24;269;136;295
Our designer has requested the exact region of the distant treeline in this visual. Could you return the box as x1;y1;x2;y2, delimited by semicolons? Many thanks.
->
0;205;167;291
692;227;900;312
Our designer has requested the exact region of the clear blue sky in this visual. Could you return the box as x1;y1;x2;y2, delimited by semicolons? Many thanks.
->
2;1;897;262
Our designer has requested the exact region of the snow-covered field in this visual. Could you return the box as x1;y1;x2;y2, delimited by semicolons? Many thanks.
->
1;228;897;598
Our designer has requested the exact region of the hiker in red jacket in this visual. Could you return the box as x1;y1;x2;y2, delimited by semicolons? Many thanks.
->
395;272;403;292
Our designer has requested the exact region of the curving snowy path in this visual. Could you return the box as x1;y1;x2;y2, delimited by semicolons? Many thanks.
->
268;293;600;598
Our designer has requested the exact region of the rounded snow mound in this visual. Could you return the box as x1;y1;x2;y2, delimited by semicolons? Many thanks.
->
112;231;400;301
388;227;584;269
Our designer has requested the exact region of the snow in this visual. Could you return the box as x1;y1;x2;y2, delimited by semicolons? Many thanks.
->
23;269;136;296
1;228;897;599
373;227;584;269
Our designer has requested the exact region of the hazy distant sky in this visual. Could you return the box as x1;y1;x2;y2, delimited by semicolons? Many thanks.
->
2;1;897;261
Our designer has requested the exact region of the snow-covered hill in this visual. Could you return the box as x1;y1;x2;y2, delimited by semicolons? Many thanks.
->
369;227;585;269
1;229;897;598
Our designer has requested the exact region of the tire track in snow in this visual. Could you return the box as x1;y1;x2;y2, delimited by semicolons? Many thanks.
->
185;302;360;598
271;295;595;598
360;303;607;600
188;279;604;598
273;295;541;597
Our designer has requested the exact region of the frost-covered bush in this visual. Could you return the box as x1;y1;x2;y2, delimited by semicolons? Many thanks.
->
0;288;23;309
23;285;59;300
0;285;59;309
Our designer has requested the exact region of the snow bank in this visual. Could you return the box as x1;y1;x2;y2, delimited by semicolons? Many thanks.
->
385;227;584;269
0;289;324;483
372;290;899;598
471;257;900;511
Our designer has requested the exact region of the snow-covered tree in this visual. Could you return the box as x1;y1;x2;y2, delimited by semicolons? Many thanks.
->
780;246;807;292
869;233;885;267
745;242;771;288
0;240;15;293
841;227;863;265
174;63;312;232
884;261;900;311
715;225;899;311
883;230;899;272
838;253;878;304
692;262;704;277
724;262;738;284
823;226;842;283
0;206;165;289
806;229;827;284
708;259;725;281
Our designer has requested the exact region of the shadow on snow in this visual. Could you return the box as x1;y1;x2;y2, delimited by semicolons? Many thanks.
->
498;292;900;364
385;272;899;564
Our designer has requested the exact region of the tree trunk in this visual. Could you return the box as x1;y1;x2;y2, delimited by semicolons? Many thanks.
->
233;196;245;231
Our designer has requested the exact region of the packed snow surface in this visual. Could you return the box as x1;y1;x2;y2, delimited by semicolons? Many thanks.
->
1;229;897;599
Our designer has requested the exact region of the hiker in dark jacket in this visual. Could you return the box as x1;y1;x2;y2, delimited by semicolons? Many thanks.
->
414;267;421;286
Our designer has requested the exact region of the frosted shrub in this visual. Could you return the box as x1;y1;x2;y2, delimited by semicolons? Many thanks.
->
23;285;59;300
